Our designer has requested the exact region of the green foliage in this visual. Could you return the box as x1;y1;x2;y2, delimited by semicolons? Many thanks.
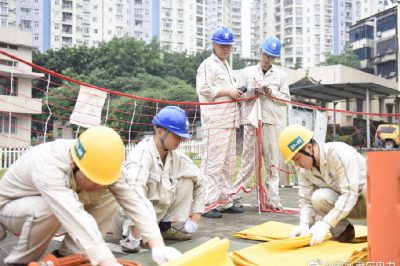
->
32;37;246;132
321;46;360;69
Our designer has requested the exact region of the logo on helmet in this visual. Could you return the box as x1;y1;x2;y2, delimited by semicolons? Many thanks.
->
288;136;305;152
272;42;277;50
224;32;230;39
74;139;86;160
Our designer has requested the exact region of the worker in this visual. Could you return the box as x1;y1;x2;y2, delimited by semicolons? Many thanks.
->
233;36;290;210
278;124;367;246
196;26;243;218
0;126;181;266
111;106;206;253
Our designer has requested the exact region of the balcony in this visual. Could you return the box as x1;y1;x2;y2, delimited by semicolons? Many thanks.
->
373;52;396;64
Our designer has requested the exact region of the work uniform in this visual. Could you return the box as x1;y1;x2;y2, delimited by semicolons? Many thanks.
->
196;53;239;208
111;137;206;236
0;139;161;265
298;142;367;238
233;64;290;206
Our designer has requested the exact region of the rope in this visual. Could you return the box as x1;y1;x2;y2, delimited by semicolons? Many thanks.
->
27;254;142;266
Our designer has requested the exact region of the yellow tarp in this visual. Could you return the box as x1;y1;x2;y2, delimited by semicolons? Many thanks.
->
166;237;234;266
234;221;368;243
231;239;368;266
231;221;369;266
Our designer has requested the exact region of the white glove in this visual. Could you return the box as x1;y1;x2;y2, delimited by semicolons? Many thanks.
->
309;220;331;246
289;223;310;238
152;246;182;265
184;219;199;234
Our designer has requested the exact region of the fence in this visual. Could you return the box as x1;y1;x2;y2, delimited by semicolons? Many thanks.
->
0;139;204;169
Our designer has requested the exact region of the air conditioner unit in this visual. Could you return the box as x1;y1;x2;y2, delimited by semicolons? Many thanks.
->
8;8;15;11
389;71;395;77
377;31;381;37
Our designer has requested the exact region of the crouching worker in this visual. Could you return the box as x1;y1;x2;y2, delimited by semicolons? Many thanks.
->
110;106;206;253
0;126;181;266
278;124;367;246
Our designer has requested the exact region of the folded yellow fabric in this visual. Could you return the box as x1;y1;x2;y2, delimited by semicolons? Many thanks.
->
166;237;234;266
234;221;368;243
234;221;297;241
231;239;368;266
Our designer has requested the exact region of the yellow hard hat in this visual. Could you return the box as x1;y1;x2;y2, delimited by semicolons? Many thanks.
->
70;125;124;186
278;124;313;163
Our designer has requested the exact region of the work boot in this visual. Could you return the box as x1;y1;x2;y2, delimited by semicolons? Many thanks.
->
0;223;7;241
334;223;355;243
268;200;283;210
51;249;65;258
161;227;192;241
120;236;141;253
221;205;244;213
201;209;222;218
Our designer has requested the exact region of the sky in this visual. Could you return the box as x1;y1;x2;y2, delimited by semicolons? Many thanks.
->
241;0;252;57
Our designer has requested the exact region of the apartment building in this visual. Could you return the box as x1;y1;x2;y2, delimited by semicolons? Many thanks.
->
350;6;397;81
0;27;43;147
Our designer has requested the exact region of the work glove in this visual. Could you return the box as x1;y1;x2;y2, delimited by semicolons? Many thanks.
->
309;220;331;246
289;223;310;238
152;246;182;265
184;219;199;234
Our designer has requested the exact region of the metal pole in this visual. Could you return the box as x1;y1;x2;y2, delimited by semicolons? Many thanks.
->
333;101;338;141
366;88;371;148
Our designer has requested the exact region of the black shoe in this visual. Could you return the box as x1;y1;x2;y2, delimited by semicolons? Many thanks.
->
201;209;222;218
51;249;65;258
334;223;355;243
221;205;244;213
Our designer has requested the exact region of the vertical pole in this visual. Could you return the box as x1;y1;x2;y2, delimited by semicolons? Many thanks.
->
255;94;266;212
333;101;338;141
366;88;371;148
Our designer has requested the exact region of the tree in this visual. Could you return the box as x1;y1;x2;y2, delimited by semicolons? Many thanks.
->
321;46;360;69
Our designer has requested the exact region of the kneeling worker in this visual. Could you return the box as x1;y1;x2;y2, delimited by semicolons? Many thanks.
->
278;124;367;246
111;106;206;253
0;126;180;266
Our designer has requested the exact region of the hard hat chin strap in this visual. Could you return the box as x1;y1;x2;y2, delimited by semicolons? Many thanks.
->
160;130;170;151
299;142;318;168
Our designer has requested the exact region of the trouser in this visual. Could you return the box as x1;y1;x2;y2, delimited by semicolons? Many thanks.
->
110;178;194;237
311;187;367;238
0;192;118;264
200;127;236;209
233;124;282;204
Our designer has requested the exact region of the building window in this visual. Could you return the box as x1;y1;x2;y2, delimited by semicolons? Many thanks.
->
34;34;39;41
377;14;397;32
376;38;397;55
0;77;18;96
349;25;373;41
0;115;18;134
0;19;7;27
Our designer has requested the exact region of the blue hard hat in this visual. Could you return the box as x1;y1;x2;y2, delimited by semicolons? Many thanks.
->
152;106;192;139
211;26;235;45
261;36;281;57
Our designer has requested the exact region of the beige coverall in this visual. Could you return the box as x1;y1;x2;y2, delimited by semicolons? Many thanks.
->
298;142;367;238
111;137;206;236
233;64;290;205
196;53;239;208
0;139;161;265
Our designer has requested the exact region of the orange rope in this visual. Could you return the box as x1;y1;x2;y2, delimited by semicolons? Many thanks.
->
28;254;142;266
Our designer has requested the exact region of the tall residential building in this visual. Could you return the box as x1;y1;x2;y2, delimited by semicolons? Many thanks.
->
207;0;242;55
50;0;130;49
349;6;397;81
251;0;335;68
0;0;242;55
0;27;43;147
0;0;50;52
250;0;395;68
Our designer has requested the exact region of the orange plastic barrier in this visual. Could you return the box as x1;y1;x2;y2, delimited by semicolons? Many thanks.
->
28;254;142;266
367;151;400;265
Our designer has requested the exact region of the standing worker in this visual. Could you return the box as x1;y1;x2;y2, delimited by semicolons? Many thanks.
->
233;36;290;210
196;26;244;218
111;106;206;253
278;124;367;245
0;126;181;266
